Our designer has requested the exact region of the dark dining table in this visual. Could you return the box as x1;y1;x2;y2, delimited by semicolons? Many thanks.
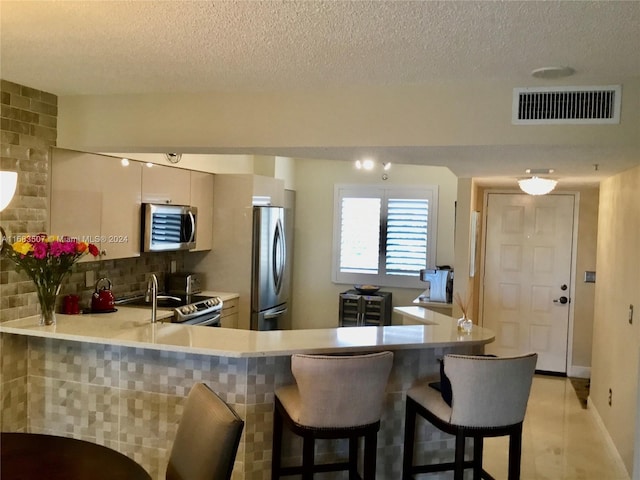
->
0;432;152;480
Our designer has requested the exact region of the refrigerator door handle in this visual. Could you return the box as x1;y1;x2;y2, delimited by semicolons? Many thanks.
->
272;218;286;294
264;307;288;320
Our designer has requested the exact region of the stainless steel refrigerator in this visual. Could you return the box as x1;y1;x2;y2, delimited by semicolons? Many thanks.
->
250;206;289;330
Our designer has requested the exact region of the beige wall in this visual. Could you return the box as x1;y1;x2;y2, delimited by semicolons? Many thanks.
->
290;157;457;329
57;81;640;154
572;187;599;370
452;178;481;321
591;164;640;474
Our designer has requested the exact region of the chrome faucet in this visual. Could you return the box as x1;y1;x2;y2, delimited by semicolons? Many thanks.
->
146;274;158;323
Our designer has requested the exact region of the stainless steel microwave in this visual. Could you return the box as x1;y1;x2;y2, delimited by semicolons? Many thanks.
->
141;203;197;252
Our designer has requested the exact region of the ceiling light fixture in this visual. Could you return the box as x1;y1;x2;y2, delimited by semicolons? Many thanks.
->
355;159;391;172
518;168;558;195
355;159;375;171
531;66;575;79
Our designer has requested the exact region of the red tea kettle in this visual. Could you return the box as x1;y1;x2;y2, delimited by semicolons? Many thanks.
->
91;278;115;312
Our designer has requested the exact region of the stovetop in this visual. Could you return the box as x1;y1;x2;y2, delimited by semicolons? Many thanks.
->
115;293;223;325
116;294;215;309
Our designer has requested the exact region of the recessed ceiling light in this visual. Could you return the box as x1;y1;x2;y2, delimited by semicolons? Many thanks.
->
531;66;575;79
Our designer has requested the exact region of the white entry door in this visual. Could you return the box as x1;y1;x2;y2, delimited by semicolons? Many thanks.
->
481;193;575;373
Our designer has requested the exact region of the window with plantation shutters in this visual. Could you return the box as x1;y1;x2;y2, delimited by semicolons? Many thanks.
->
385;198;429;276
333;185;438;288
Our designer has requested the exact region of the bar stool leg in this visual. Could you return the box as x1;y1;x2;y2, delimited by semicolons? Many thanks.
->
271;406;283;479
302;436;315;480
402;398;417;479
363;431;377;480
454;431;465;480
473;435;483;480
508;424;523;480
349;437;359;479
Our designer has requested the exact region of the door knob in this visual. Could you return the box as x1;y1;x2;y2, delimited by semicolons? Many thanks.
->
554;296;569;305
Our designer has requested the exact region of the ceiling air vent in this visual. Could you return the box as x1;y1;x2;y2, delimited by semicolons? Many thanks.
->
513;85;621;125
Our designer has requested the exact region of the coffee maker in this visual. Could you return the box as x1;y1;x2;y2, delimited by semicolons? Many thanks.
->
420;268;453;303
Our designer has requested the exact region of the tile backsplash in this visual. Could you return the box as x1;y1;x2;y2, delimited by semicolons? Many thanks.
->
58;252;187;312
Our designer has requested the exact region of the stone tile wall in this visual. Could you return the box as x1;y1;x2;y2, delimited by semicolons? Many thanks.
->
0;80;57;321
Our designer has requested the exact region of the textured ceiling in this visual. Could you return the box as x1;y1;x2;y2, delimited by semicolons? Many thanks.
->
2;0;639;95
1;1;639;183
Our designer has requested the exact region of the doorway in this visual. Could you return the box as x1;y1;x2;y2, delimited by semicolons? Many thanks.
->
480;193;577;373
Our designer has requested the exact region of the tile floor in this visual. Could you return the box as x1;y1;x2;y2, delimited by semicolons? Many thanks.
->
482;375;630;480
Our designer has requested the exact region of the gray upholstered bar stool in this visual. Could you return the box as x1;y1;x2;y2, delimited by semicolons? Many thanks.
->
402;353;537;480
271;351;394;480
167;383;244;480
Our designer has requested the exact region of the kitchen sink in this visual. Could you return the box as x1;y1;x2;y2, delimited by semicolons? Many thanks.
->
116;295;183;309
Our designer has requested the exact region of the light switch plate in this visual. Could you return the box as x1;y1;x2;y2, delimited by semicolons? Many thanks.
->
584;271;596;283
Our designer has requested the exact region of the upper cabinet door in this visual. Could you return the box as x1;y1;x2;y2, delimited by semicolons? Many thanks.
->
190;171;214;251
141;164;190;205
101;159;142;259
50;150;102;257
50;149;142;261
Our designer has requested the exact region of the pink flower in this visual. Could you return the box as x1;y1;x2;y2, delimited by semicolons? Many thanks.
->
32;241;48;259
49;241;64;257
62;241;76;255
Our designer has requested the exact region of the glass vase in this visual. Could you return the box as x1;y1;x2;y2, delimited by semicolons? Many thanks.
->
35;279;62;326
457;315;473;333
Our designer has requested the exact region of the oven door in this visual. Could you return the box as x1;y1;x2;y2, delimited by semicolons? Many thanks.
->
175;311;221;327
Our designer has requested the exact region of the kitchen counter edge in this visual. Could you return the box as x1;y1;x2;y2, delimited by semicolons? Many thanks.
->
0;307;494;358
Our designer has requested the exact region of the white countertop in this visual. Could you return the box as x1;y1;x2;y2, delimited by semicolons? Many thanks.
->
202;291;239;302
395;305;450;324
411;296;453;310
0;305;494;358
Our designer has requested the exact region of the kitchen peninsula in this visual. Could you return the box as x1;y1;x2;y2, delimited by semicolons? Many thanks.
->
0;308;494;480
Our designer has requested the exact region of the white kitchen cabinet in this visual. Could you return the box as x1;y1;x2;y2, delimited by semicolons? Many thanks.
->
190;171;213;251
50;148;142;261
141;163;190;205
220;297;239;328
